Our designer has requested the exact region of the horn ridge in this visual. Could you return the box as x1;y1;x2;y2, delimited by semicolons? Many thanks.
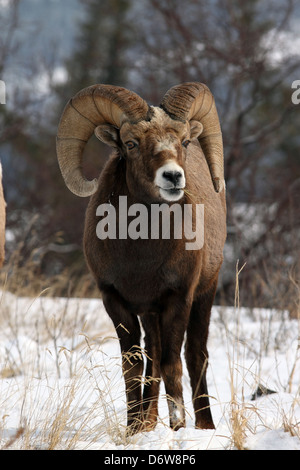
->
70;98;100;127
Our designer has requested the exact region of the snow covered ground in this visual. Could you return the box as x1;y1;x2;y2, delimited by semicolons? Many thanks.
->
0;290;299;450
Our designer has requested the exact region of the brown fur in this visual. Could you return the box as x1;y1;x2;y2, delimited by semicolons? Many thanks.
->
83;108;227;433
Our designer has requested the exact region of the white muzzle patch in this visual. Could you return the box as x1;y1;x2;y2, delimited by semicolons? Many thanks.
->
154;160;186;202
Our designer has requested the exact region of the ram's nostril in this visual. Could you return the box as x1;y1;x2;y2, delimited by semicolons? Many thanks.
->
162;171;182;185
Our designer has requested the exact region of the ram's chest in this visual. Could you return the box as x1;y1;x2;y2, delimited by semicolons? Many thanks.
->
97;236;187;305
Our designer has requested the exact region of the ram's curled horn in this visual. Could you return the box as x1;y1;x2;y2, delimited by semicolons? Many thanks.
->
160;82;224;193
56;84;150;197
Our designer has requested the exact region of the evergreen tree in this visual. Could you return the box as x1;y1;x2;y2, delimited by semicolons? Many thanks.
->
47;0;135;243
56;0;133;102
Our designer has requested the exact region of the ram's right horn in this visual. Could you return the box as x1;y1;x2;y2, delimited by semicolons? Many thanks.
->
160;82;224;193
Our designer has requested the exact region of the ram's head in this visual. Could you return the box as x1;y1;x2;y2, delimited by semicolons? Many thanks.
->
56;83;224;201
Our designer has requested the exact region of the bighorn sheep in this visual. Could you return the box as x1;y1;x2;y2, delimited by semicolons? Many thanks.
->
0;163;5;267
56;82;226;433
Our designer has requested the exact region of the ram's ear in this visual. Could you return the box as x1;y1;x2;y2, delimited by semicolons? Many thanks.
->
95;124;119;148
189;120;203;140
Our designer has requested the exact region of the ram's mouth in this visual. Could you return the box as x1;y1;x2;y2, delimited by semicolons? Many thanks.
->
158;186;184;202
154;160;186;202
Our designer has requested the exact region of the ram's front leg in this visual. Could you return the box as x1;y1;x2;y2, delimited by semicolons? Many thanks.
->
160;295;191;430
102;289;143;434
141;313;162;431
121;339;144;433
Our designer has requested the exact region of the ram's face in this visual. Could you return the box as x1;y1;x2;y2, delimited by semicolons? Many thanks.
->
119;107;203;203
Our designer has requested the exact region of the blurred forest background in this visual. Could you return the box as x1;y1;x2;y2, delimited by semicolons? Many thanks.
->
0;0;299;314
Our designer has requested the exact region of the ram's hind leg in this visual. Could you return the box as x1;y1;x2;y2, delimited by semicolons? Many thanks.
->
102;288;144;435
185;281;218;429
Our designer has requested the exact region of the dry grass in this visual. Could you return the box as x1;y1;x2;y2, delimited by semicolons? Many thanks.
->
0;255;299;450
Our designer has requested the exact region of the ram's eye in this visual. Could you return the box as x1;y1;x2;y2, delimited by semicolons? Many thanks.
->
126;141;137;150
182;139;190;148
